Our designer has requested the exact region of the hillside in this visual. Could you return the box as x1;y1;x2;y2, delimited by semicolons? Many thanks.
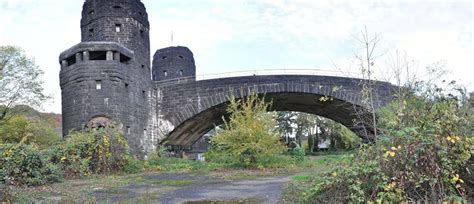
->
10;105;62;136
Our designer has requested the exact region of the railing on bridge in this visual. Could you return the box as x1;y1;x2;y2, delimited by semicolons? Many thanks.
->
155;68;365;85
196;68;363;80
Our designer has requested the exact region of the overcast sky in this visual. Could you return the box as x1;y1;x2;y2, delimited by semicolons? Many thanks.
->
0;0;472;113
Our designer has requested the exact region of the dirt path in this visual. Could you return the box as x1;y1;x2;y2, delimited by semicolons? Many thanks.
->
93;173;291;203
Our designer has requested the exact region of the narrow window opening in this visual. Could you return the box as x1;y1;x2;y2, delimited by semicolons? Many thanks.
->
163;71;168;77
178;55;184;59
89;51;107;60
141;64;145;69
140;29;145;38
66;55;76;67
179;70;183;76
113;5;122;9
144;129;147;136
96;80;102;90
126;126;130;134
139;12;144;16
161;56;167;60
153;74;156;80
120;54;131;63
89;10;95;15
88;28;94;37
125;83;129;89
115;24;122;32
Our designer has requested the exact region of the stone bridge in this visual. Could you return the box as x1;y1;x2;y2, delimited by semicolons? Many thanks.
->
59;1;398;154
151;75;397;148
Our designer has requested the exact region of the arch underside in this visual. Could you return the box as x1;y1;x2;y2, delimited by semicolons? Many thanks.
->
163;92;373;147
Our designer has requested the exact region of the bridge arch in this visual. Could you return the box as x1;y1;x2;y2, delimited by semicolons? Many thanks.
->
154;75;397;147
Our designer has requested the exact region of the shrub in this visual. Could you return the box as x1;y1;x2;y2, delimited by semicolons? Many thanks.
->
205;92;287;167
0;143;62;186
305;90;473;202
289;146;305;162
53;126;131;178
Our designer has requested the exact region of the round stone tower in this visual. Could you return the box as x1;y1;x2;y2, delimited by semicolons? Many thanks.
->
152;46;196;81
59;0;152;154
81;0;150;69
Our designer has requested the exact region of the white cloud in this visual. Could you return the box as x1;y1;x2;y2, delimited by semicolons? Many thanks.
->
0;0;472;113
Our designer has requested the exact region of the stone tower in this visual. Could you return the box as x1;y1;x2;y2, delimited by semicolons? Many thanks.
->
152;46;196;82
59;0;152;154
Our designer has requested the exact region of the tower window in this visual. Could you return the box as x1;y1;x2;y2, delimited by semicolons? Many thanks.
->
65;55;76;67
113;5;122;9
163;71;168;77
95;80;102;90
144;129;147;136
139;12;144;16
179;55;184;59
89;10;95;15
161;56;167;60
88;28;94;37
125;83;129;89
126;126;130;134
115;24;122;32
141;64;145;69
179;70;183;76
89;51;107;60
140;29;145;38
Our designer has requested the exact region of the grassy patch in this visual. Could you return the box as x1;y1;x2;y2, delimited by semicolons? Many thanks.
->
292;175;312;182
150;157;228;173
281;154;350;203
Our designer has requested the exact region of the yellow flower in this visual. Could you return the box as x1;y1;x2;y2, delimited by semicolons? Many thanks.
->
391;147;398;151
455;136;461;141
447;136;456;144
60;156;67;161
397;145;401;149
331;172;338;177
384;182;396;191
389;151;396;157
451;174;460;183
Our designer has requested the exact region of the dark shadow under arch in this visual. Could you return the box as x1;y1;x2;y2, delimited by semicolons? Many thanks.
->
162;92;373;147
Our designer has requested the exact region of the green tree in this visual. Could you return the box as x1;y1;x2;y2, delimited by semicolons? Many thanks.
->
0;115;60;148
0;46;48;124
276;111;297;144
205;92;286;167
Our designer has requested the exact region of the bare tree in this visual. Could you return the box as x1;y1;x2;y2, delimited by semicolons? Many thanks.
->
351;27;382;140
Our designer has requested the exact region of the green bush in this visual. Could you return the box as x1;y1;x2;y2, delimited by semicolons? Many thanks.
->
205;92;287;167
52;126;131;178
0;143;62;186
305;90;473;202
289;147;305;162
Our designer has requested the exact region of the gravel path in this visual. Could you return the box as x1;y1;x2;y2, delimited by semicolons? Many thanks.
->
158;176;290;204
93;173;291;203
